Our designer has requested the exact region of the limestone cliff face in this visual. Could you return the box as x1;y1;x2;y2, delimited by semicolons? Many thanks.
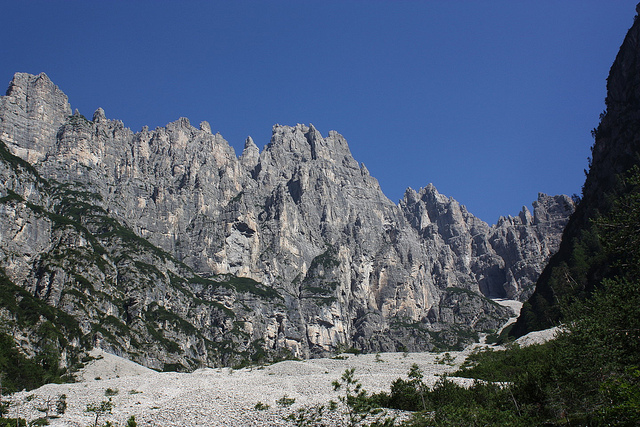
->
0;72;573;367
0;72;72;163
401;186;574;301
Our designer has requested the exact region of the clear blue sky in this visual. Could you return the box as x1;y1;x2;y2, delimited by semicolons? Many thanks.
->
1;1;637;224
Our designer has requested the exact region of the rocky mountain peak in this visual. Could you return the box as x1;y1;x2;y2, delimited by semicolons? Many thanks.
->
517;206;533;226
0;72;574;369
240;136;260;169
532;193;574;226
92;107;107;122
0;72;72;163
265;124;356;165
401;183;476;235
402;184;574;299
199;120;212;134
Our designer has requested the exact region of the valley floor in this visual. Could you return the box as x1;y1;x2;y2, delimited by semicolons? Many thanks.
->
7;349;471;426
6;299;557;427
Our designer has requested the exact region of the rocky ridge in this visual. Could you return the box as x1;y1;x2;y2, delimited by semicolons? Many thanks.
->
0;72;573;370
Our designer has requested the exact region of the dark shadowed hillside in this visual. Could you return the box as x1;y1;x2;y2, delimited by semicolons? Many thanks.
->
512;4;640;337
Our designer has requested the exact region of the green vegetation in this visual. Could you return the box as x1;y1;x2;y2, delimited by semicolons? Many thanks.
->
434;352;455;365
104;388;119;397
334;345;361;356
0;270;85;393
55;394;67;415
0;419;26;427
225;275;281;300
144;323;181;355
188;273;282;301
0;139;47;184
310;245;340;270
95;217;171;263
66;112;91;127
101;316;134;342
445;286;501;308
388;318;478;352
299;246;341;305
288;369;393;427
0;189;24;204
144;304;196;336
302;283;338;295
85;399;113;427
162;362;187;372
254;401;270;410
332;368;385;427
380;375;537;426
229;191;244;204
276;395;296;407
21;196;110;269
302;281;339;305
0;271;80;338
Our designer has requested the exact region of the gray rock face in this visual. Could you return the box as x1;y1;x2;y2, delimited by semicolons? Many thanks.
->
400;186;573;300
0;72;72;163
0;73;574;367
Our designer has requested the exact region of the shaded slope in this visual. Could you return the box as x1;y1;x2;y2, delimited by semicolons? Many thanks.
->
512;7;640;336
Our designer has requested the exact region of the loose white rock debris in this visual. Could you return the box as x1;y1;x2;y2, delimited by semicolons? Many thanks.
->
7;300;558;427
7;350;472;426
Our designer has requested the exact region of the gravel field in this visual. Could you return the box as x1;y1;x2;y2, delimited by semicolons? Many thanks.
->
7;299;556;426
7;349;476;427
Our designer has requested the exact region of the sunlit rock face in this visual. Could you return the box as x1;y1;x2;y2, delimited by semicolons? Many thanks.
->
0;72;573;368
400;186;574;301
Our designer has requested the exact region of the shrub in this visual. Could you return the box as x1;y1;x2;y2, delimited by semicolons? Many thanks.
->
254;401;269;410
85;399;113;427
56;394;67;415
276;395;296;407
104;388;119;397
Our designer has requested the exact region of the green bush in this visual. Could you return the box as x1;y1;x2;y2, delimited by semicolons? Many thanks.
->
0;419;26;427
254;401;270;410
276;395;296;407
85;399;113;427
104;388;119;397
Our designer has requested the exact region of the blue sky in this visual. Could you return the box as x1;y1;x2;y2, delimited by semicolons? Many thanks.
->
1;1;637;224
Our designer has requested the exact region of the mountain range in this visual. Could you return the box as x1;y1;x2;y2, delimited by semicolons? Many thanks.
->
0;71;572;372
